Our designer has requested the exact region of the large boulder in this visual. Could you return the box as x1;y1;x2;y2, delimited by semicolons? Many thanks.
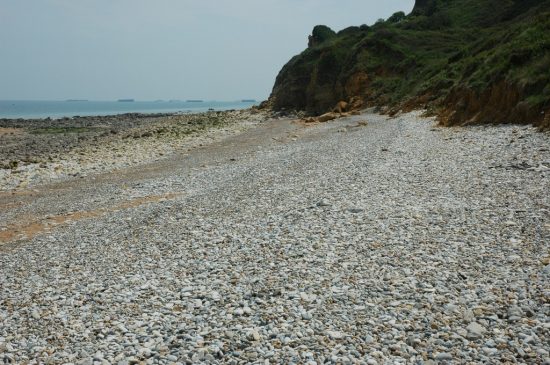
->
317;112;339;123
333;101;348;113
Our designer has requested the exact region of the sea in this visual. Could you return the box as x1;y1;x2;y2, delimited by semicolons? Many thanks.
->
0;100;258;119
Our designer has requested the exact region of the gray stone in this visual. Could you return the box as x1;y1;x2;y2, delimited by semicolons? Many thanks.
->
435;352;453;361
466;322;486;339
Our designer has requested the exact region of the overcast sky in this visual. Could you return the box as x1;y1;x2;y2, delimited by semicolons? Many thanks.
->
1;0;414;101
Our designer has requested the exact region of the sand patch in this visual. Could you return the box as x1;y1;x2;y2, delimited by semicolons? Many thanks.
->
0;127;23;136
0;192;181;245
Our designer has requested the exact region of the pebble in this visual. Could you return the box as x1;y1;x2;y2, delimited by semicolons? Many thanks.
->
435;352;453;361
327;331;345;340
248;330;261;341
466;322;486;339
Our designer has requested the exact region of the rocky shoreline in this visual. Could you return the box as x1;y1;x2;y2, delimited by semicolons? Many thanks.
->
0;109;271;191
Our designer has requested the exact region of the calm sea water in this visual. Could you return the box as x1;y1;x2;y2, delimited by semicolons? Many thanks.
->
0;100;258;119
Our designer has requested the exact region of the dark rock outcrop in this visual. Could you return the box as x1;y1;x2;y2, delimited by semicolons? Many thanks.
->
308;25;337;48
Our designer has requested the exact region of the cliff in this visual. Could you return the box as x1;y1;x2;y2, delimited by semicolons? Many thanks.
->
268;0;550;129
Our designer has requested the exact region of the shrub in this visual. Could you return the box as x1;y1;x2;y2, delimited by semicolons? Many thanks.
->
388;11;406;23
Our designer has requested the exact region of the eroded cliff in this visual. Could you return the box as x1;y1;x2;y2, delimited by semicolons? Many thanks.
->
268;0;550;128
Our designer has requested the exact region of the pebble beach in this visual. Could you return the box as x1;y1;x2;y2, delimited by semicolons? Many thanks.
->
0;110;549;364
0;110;266;191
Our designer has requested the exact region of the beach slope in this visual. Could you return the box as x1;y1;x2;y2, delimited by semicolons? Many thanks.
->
1;111;549;363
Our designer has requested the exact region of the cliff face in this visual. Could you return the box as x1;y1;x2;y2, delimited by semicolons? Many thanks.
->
269;0;550;128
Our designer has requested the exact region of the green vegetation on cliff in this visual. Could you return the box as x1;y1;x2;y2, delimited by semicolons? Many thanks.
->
269;0;550;128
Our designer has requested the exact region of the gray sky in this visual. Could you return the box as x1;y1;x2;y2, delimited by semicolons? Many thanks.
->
1;0;414;101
